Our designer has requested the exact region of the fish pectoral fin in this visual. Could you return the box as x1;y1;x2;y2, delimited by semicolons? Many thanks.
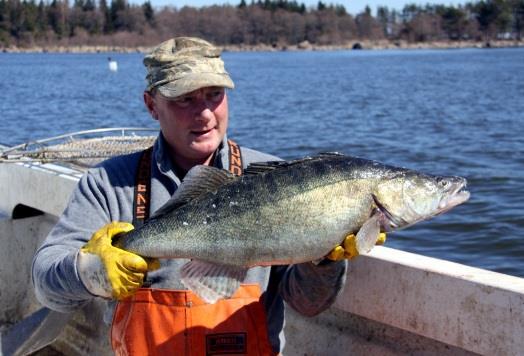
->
180;260;248;304
355;214;382;254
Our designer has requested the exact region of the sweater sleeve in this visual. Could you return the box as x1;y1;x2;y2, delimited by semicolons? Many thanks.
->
31;170;114;312
277;259;347;316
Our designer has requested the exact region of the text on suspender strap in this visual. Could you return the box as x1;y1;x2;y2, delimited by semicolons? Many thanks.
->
133;146;153;228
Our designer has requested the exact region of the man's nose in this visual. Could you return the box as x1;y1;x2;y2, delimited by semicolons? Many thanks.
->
192;95;215;118
194;106;214;122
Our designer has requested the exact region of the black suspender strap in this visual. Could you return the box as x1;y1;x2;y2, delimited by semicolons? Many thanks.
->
132;141;243;226
132;146;153;228
227;139;243;176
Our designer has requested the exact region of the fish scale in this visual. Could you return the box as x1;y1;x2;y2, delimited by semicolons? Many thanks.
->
114;153;469;303
117;155;465;265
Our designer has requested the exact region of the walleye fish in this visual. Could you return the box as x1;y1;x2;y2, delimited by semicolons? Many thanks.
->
115;153;470;303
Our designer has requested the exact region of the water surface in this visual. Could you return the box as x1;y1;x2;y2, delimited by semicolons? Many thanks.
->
1;48;523;277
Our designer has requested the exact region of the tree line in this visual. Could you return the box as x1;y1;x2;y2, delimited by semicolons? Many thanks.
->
1;0;523;48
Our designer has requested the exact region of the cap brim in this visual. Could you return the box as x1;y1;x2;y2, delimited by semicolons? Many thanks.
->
157;73;234;98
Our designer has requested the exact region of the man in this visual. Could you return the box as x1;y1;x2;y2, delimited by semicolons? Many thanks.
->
32;37;375;355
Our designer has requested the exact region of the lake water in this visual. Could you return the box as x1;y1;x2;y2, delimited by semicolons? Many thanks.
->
1;48;523;277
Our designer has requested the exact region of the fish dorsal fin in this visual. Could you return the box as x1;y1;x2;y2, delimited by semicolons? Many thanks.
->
180;260;248;304
150;165;237;219
178;165;237;199
244;152;346;175
244;160;287;175
317;151;345;157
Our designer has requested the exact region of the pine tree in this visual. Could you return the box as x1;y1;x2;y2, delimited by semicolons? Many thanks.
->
142;0;153;26
99;0;111;33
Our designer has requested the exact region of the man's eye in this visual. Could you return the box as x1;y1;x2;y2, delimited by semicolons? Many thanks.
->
208;90;224;101
174;96;192;107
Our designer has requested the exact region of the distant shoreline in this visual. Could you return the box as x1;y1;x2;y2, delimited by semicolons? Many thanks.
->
2;40;523;54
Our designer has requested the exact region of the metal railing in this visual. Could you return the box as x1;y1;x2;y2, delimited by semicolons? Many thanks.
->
0;127;158;163
0;127;159;176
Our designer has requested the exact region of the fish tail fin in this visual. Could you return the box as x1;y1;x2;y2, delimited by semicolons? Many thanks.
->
180;260;248;304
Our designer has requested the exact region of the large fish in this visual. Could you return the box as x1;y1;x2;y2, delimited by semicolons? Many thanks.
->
115;153;470;303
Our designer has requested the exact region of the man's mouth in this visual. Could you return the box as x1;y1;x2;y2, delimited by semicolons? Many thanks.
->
191;128;214;136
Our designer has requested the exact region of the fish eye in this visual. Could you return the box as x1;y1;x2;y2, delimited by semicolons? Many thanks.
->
435;177;447;187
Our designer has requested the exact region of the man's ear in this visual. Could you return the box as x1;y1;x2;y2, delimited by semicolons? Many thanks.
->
143;91;158;120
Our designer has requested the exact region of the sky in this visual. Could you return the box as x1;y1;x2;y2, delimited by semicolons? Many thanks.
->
140;0;468;15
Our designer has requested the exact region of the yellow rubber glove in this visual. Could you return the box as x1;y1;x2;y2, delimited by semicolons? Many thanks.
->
327;232;387;261
77;222;160;300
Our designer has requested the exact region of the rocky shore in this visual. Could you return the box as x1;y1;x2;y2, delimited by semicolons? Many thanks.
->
225;39;524;51
1;39;523;53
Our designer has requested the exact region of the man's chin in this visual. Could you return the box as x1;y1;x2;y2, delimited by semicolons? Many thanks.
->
189;141;221;160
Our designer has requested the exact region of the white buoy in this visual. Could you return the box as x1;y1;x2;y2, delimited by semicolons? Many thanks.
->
108;57;118;72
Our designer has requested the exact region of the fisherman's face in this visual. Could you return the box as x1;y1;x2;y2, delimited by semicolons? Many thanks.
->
145;86;228;169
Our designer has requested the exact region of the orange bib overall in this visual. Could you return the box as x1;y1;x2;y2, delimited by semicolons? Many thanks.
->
111;285;275;355
110;142;275;355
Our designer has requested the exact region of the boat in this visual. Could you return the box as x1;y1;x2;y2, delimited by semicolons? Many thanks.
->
0;129;523;355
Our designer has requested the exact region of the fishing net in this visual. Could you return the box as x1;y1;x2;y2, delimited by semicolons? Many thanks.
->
0;130;157;169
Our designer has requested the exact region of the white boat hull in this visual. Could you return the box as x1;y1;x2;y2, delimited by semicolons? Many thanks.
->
1;139;523;355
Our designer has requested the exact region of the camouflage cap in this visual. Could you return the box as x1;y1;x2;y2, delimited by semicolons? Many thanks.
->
143;37;234;98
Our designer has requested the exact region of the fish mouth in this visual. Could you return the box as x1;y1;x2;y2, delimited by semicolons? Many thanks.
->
437;178;470;214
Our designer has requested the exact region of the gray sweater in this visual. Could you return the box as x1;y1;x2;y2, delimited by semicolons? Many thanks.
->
32;133;347;353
